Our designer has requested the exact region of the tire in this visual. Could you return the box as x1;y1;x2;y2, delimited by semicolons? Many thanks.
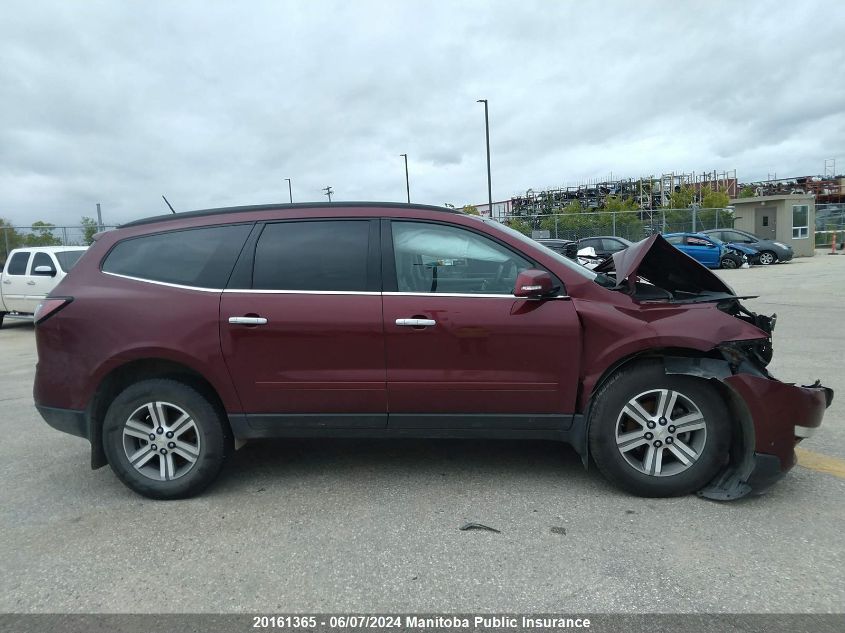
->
102;379;232;499
758;250;776;265
588;361;730;497
0;312;5;328
720;257;737;269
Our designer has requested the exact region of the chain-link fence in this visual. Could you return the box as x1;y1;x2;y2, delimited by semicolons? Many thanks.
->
1;225;118;264
815;203;845;248
499;207;735;242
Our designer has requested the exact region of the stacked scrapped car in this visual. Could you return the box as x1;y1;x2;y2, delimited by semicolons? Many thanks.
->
33;203;832;499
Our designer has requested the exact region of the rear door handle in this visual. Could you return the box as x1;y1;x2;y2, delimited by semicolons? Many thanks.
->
228;316;268;325
2;280;11;284
27;281;36;286
395;318;436;327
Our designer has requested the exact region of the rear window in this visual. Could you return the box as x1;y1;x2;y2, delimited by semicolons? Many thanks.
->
6;252;30;275
102;224;252;289
55;250;85;272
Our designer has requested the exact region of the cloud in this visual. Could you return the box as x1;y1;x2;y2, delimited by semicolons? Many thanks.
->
0;0;843;226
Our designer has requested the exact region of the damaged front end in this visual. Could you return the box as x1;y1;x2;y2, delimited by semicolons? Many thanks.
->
595;234;835;500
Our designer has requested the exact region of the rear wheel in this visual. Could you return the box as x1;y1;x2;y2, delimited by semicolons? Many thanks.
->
758;250;776;265
589;362;730;497
102;379;232;499
0;312;5;328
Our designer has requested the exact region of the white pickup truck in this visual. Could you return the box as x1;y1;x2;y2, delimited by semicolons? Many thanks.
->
0;246;88;327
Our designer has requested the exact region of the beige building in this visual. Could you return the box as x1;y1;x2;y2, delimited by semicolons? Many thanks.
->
728;194;816;257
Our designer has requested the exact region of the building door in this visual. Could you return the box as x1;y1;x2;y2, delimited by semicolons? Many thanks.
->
755;208;777;239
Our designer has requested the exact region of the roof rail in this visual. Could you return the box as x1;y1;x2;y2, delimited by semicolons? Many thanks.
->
120;201;461;228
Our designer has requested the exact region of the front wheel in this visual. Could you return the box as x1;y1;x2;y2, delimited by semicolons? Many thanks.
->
589;362;730;497
720;257;738;269
102;379;232;499
758;250;777;265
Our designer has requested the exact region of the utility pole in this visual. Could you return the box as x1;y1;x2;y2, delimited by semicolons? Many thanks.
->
323;186;334;202
400;154;410;203
96;203;103;231
477;99;492;213
285;178;293;203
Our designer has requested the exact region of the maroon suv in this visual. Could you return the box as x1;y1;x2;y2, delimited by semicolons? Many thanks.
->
33;203;832;499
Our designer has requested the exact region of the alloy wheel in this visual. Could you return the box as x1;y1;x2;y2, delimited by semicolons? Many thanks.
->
721;258;737;269
615;389;707;477
122;401;201;481
758;251;776;265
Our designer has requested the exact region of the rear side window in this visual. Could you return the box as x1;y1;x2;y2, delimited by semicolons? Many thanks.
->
103;224;252;289
252;221;370;291
55;250;84;272
6;252;30;275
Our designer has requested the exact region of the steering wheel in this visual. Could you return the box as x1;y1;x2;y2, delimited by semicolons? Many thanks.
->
493;260;518;293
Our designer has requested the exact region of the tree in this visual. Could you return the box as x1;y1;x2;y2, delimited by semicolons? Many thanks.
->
669;186;695;209
700;185;730;209
739;185;756;198
0;219;24;264
461;205;480;216
505;218;532;236
81;216;98;245
24;221;62;247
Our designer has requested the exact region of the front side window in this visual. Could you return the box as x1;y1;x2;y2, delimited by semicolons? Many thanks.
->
6;252;30;275
31;252;55;274
103;224;252;289
686;236;713;247
392;221;532;294
792;205;809;239
252;220;370;291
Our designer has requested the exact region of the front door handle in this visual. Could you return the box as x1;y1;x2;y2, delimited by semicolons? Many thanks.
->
27;281;36;286
2;280;11;284
395;318;436;327
228;316;268;325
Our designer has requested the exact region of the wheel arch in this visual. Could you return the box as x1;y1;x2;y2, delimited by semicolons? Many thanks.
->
580;349;756;500
87;358;230;469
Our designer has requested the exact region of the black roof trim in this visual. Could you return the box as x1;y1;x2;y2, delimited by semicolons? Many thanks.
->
120;201;462;228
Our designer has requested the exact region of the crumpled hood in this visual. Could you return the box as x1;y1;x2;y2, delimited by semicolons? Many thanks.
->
594;234;735;295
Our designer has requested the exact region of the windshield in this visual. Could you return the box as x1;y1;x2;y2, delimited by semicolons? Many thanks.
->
481;218;598;280
55;250;85;272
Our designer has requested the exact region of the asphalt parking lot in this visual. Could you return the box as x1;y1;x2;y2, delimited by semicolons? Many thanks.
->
1;252;843;614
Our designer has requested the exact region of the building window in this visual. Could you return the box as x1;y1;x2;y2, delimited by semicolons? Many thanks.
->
792;205;809;239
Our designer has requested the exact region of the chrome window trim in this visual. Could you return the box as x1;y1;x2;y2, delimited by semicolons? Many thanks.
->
223;288;381;296
101;273;570;300
101;271;223;293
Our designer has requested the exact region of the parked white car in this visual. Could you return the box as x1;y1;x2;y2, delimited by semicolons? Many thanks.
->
0;246;88;327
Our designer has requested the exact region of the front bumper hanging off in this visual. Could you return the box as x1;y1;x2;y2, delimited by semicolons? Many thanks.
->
699;373;833;500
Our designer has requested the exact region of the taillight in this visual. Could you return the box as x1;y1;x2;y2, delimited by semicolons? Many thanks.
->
34;297;73;324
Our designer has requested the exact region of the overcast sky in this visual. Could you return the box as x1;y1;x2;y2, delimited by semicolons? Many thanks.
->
1;0;843;226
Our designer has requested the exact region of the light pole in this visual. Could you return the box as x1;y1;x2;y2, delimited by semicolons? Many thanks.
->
323;186;333;202
477;99;492;213
285;178;292;203
400;154;410;203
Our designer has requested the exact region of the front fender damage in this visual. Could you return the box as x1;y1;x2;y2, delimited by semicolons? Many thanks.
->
663;350;833;501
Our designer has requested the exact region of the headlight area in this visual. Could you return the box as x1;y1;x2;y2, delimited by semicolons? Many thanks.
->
717;339;774;376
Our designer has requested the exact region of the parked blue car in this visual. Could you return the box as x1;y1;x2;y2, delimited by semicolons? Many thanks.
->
662;232;748;269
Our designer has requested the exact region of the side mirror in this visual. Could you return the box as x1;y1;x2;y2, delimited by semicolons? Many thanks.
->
33;265;56;277
513;269;555;298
